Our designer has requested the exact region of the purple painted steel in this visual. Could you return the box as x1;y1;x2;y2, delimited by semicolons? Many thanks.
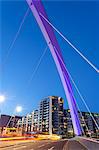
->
26;0;82;135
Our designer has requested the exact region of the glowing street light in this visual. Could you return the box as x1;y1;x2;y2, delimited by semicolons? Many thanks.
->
15;106;22;113
5;106;23;128
0;95;6;103
0;95;6;119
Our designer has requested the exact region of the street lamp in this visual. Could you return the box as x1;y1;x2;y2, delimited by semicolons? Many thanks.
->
0;95;6;103
15;106;23;113
6;105;23;129
0;94;6;119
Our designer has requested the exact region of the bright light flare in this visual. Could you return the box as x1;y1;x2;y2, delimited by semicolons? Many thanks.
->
0;95;6;103
15;106;22;113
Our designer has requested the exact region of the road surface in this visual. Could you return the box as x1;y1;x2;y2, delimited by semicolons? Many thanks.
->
0;138;99;150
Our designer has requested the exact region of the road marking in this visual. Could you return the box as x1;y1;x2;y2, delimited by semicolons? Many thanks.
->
80;137;99;144
13;146;27;150
63;140;70;150
76;139;89;150
0;145;27;150
29;141;35;143
48;146;54;150
38;144;45;148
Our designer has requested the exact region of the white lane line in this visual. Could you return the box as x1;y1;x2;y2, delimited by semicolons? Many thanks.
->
48;147;54;150
13;146;27;150
63;140;70;150
81;137;99;144
38;144;45;148
76;140;89;150
30;141;35;143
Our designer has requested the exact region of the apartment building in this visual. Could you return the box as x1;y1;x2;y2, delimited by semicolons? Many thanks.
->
39;96;64;135
63;109;99;138
17;110;39;133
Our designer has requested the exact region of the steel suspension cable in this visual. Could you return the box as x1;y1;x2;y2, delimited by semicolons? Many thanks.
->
27;45;48;86
75;102;91;138
63;72;90;137
39;13;99;73
74;95;91;138
3;7;30;66
64;68;92;137
63;70;86;136
54;46;99;130
69;91;91;138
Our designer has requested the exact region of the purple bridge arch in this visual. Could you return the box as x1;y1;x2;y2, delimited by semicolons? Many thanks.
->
26;0;82;136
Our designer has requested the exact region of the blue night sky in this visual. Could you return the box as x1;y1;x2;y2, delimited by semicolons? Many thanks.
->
0;0;99;116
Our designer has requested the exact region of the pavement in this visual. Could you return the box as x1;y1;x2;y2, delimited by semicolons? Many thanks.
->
0;138;99;150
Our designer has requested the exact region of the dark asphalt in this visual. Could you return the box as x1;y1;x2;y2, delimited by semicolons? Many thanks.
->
0;138;99;150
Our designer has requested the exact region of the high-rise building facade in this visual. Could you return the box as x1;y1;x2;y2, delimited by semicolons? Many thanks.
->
63;109;99;138
63;109;74;137
17;96;64;135
39;97;51;134
39;96;64;135
16;97;99;138
17;110;39;133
